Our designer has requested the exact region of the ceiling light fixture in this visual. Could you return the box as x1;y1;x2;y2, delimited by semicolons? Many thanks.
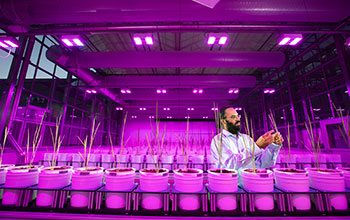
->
278;34;303;46
0;37;20;48
61;35;84;47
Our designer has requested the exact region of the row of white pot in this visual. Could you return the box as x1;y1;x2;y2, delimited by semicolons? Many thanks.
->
1;164;349;212
243;167;349;211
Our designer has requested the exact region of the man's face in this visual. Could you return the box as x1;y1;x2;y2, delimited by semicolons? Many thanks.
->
222;108;241;134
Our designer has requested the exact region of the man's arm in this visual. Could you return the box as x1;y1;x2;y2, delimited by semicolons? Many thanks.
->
255;132;284;168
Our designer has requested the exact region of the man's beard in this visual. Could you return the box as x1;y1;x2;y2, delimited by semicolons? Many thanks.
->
226;120;241;134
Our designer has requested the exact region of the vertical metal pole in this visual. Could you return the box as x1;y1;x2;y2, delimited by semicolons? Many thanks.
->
8;37;35;129
0;37;28;137
59;72;73;139
334;35;350;101
261;90;268;131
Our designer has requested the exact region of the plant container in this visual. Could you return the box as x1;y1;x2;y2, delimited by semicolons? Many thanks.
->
139;168;169;210
36;166;72;207
105;167;136;209
70;167;104;208
2;165;41;205
274;168;310;210
307;167;347;210
208;168;238;210
174;168;203;211
240;168;274;211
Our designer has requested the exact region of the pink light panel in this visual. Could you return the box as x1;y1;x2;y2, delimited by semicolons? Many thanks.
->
278;34;303;46
116;107;123;110
218;36;228;45
0;37;20;48
157;89;167;94
139;107;146;111
61;36;84;47
347;38;350;46
133;35;154;46
229;88;239;94
264;88;275;94
187;107;194;111
207;36;216;45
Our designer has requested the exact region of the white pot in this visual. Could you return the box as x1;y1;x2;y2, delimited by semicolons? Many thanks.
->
273;168;310;210
208;168;238;211
161;155;174;171
240;168;274;211
174;168;203;211
36;166;72;207
307;168;347;210
336;167;350;189
145;155;158;169
139;168;169;210
131;155;144;170
2;166;40;205
105;168;136;209
71;167;104;208
0;165;15;185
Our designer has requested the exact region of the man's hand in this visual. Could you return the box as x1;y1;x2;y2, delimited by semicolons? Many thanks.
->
273;132;284;145
255;130;274;149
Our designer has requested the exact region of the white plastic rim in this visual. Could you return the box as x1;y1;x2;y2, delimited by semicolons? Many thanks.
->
174;168;203;211
139;168;169;191
306;167;345;192
37;166;73;207
273;168;309;192
240;168;274;211
240;168;274;192
5;166;40;187
336;167;350;189
273;168;310;210
105;167;136;190
105;167;136;209
0;164;15;185
307;167;347;210
71;167;104;208
3;165;40;206
208;168;238;192
173;168;203;192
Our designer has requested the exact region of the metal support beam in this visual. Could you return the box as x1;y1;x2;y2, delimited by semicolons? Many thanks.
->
334;35;350;101
0;37;28;141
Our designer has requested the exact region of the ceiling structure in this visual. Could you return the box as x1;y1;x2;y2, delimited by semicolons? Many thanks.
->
1;0;350;119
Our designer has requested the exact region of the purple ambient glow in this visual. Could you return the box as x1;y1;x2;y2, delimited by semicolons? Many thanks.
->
347;38;350;46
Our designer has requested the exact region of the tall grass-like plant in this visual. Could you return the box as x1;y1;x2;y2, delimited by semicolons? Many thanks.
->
49;115;64;167
0;127;9;166
242;110;256;172
77;116;101;169
212;103;224;173
304;115;321;169
109;132;117;168
332;103;350;147
25;112;46;166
